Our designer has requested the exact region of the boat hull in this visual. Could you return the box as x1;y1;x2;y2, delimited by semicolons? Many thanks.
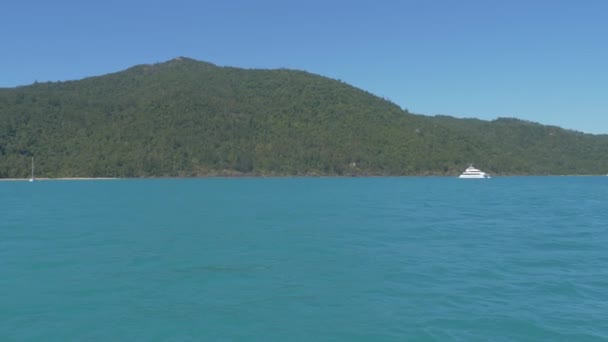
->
458;174;490;179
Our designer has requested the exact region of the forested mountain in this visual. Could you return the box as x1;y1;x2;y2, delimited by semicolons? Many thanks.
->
1;57;607;178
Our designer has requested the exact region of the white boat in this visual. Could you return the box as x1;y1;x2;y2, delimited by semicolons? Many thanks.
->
29;157;35;182
459;165;490;179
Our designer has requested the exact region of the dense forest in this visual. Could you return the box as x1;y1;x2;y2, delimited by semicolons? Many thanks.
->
1;57;607;178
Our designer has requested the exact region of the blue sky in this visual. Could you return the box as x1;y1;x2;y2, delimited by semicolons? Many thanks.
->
2;0;607;134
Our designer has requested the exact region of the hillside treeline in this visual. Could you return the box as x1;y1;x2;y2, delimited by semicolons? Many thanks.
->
1;57;607;178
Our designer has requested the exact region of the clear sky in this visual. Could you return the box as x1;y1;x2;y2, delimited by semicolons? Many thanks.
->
2;0;607;134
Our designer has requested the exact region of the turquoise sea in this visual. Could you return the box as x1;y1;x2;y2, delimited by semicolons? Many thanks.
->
1;177;607;341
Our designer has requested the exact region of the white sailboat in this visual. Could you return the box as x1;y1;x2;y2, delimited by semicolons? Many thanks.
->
29;157;35;182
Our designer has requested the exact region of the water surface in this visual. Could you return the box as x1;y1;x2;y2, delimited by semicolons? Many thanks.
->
1;177;607;341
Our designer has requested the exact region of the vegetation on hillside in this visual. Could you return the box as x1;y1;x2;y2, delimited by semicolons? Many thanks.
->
1;57;607;178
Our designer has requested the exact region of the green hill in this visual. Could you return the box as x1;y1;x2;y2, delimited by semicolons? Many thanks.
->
1;57;607;177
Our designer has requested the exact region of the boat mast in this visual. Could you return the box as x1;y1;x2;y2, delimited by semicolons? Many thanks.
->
31;157;34;180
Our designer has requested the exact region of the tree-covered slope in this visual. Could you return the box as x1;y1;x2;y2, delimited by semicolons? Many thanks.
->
1;57;607;177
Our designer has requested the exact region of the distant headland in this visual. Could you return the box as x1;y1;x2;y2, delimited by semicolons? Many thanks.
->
1;57;607;178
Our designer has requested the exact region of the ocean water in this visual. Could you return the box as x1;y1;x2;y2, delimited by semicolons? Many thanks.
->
1;177;607;341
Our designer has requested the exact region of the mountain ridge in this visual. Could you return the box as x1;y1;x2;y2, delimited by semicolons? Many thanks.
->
1;57;607;178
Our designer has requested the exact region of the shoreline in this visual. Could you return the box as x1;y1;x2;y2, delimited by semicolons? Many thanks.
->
0;177;119;182
0;174;605;182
